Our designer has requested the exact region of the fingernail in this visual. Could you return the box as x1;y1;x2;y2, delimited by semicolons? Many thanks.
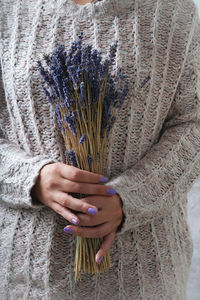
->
98;256;103;264
107;188;116;195
72;218;78;225
88;208;98;215
64;227;72;234
100;176;108;183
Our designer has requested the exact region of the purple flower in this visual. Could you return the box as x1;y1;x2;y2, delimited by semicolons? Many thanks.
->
65;113;77;138
37;61;53;86
67;65;78;88
68;149;78;167
109;41;118;64
42;87;54;103
88;155;92;168
79;134;86;144
37;32;130;162
55;105;63;132
106;115;116;137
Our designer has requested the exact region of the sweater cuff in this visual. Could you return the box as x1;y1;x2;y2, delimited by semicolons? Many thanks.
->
105;177;132;235
0;157;56;209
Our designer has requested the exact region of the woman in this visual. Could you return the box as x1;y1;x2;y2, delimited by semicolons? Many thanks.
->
0;0;200;298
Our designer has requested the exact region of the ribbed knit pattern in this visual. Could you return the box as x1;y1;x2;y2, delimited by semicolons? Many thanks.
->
0;0;200;299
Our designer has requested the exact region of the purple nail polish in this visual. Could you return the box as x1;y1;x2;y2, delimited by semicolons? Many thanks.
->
64;227;72;234
72;218;78;225
107;188;116;195
88;208;97;215
100;177;108;183
98;256;103;264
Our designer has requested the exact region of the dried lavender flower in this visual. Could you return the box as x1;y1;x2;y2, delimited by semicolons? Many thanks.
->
88;155;92;168
68;150;78;167
79;134;86;144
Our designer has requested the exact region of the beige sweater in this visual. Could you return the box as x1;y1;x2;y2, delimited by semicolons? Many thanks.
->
0;0;200;299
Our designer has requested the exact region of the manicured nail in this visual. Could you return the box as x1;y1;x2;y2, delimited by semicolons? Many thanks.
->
100;176;108;183
107;188;116;195
64;227;72;234
98;256;103;264
88;208;98;215
72;218;78;225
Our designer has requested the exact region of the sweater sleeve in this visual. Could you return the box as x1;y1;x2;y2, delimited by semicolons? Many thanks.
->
0;69;55;210
106;14;200;234
0;136;56;209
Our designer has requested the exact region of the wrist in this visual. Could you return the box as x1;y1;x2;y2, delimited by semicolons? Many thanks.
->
116;193;125;232
30;181;41;204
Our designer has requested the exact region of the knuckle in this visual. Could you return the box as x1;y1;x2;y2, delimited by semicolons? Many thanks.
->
78;202;84;212
46;178;55;190
80;202;88;212
59;195;68;207
70;168;80;181
54;205;63;215
51;162;61;173
80;197;88;204
96;185;105;195
73;182;82;193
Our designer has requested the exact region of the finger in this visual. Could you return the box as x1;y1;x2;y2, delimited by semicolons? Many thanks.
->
52;201;80;225
77;211;107;227
78;194;113;209
60;164;109;184
60;179;116;197
95;231;116;264
63;222;112;238
56;192;99;216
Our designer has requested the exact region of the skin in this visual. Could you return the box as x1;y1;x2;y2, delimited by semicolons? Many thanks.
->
32;162;123;263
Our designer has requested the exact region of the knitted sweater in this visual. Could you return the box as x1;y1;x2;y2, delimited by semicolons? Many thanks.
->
0;0;200;299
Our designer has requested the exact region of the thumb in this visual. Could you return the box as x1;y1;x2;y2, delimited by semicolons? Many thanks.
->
95;231;116;264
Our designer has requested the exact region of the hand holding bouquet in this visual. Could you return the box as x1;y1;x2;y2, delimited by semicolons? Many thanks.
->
37;32;129;280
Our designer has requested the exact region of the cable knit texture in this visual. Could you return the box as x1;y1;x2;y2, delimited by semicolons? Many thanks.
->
0;0;200;299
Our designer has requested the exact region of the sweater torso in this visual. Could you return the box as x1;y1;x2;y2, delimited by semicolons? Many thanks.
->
0;0;200;299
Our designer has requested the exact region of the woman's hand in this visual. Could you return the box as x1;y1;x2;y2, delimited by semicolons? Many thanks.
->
63;194;124;263
32;162;124;263
31;162;116;225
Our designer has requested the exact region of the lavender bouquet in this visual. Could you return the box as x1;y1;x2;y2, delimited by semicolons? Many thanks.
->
37;32;129;280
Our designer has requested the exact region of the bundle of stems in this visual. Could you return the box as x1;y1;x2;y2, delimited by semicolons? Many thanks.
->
61;75;113;280
37;32;129;281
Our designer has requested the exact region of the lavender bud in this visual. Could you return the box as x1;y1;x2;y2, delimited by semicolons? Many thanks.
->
88;155;92;167
79;134;86;144
68;150;78;167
